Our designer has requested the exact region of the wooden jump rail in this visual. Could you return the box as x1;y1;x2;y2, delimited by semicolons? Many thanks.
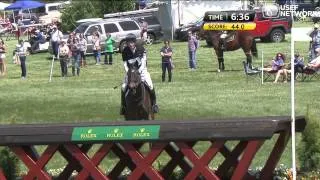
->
0;116;305;180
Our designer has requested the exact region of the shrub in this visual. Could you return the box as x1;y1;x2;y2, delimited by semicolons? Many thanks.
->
0;147;19;180
298;109;320;172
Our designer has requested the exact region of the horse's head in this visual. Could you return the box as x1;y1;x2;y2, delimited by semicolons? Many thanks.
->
127;67;141;93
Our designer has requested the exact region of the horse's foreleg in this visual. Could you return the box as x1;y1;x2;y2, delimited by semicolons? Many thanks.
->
246;53;253;69
216;49;225;71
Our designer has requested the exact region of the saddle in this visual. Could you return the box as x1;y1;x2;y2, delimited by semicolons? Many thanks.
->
225;34;235;42
220;31;235;42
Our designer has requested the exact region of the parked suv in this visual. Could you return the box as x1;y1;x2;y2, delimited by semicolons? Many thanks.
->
73;18;142;53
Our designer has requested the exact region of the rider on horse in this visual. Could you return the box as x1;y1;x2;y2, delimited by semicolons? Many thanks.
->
220;30;235;50
120;35;159;115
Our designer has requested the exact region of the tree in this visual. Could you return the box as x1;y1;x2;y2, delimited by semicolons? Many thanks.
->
60;0;135;32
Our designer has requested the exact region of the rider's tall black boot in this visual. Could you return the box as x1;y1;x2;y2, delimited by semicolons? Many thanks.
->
120;90;126;115
150;89;159;113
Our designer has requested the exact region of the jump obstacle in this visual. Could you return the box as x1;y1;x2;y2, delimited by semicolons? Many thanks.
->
0;116;305;179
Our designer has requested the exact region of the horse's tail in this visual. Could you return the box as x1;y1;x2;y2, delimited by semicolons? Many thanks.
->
251;39;258;58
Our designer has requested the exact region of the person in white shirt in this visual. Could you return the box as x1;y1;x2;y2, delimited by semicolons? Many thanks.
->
59;40;70;77
78;33;87;67
50;24;63;58
16;40;29;79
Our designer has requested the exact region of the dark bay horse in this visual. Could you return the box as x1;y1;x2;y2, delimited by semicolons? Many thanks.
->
201;29;258;71
124;66;154;120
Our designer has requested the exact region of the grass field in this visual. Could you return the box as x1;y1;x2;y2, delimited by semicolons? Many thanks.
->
0;22;319;173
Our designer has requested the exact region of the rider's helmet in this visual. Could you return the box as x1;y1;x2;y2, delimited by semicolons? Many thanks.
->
314;23;319;29
126;34;137;43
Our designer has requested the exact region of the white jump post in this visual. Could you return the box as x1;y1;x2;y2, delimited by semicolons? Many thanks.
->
49;55;55;82
261;50;264;84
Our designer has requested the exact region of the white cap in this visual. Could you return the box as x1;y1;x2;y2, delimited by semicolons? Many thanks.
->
315;23;319;28
35;29;40;33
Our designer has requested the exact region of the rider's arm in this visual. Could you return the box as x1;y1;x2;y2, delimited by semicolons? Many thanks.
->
139;53;147;73
123;61;128;72
122;50;129;72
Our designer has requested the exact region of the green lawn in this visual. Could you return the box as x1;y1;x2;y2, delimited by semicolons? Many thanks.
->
0;21;319;173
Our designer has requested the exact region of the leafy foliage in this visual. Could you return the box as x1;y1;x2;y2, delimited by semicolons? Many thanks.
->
0;148;19;180
60;0;135;32
298;108;320;172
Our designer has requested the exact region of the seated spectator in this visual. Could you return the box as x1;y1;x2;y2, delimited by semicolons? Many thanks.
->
307;55;320;70
30;29;46;52
293;53;305;79
263;53;285;72
274;68;290;83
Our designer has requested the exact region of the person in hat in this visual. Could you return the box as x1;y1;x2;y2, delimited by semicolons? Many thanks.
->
59;40;70;77
120;35;159;115
309;23;320;59
50;24;63;58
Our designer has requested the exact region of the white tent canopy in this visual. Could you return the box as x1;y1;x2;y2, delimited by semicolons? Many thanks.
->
0;2;10;11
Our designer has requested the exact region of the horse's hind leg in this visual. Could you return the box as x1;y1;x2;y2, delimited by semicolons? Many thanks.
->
216;49;225;71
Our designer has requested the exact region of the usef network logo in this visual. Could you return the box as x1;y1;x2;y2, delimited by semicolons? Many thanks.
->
262;4;280;18
262;4;320;19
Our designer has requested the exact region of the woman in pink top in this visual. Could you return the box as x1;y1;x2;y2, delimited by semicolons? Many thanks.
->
92;32;101;65
0;39;6;76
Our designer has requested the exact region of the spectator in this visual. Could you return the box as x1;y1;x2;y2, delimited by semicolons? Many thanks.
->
308;23;320;59
50;25;63;58
0;39;6;76
16;40;29;79
293;53;305;79
307;54;320;69
30;29;46;52
67;32;75;58
187;31;198;70
78;33;87;67
160;40;173;82
92;32;101;65
104;33;115;65
263;53;285;72
71;37;80;76
139;17;148;40
59;40;69;77
93;26;101;39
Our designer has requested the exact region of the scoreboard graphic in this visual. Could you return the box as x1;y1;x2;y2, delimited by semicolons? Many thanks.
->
203;11;256;31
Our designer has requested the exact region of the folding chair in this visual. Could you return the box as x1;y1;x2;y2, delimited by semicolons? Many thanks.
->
297;67;320;81
263;69;278;81
243;61;261;83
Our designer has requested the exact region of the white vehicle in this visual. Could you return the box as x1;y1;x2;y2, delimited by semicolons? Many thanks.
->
39;1;70;24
